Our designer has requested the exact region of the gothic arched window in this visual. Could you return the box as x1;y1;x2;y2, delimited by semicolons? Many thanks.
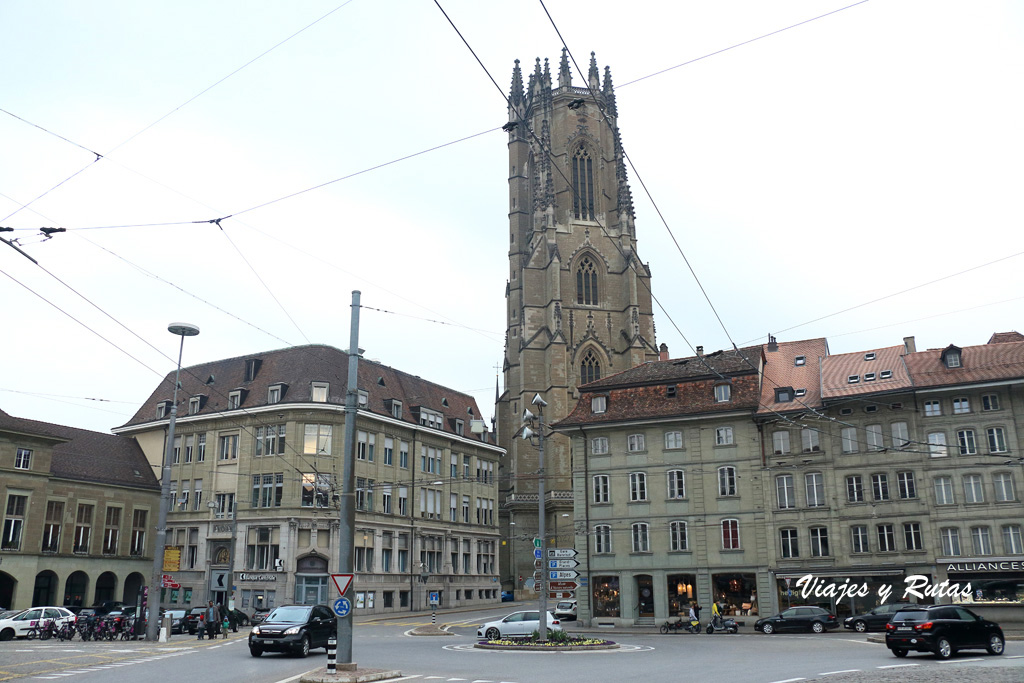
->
577;256;598;306
572;147;595;220
580;350;601;386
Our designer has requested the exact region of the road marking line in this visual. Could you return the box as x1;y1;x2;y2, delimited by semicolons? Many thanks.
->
767;678;805;683
938;657;983;663
819;671;861;676
878;664;919;669
271;670;317;683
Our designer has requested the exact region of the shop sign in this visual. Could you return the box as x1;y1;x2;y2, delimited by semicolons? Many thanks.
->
238;572;278;582
946;560;1024;573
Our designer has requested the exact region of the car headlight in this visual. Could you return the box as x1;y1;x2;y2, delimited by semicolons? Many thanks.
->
252;626;261;635
284;626;300;635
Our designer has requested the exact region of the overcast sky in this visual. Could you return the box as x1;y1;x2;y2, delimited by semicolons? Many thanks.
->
2;0;1022;434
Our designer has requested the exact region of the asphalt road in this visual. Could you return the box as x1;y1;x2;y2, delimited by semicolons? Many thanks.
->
1;607;1021;683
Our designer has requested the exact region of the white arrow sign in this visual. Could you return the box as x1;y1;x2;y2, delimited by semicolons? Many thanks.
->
547;548;578;559
548;559;579;569
549;570;579;580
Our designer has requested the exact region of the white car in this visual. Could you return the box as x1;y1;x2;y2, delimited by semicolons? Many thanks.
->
0;606;76;640
477;610;563;639
553;600;577;621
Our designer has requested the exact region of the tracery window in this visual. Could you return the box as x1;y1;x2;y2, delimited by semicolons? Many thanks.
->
580;349;601;385
572;147;595;220
577;256;598;305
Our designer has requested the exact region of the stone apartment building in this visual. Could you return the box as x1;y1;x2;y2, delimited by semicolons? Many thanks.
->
0;409;159;611
553;333;1024;626
114;344;504;615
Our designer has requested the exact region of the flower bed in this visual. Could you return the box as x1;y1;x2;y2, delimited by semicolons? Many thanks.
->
475;636;617;651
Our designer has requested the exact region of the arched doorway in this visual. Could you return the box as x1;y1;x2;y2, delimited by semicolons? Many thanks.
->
122;572;146;605
0;571;15;609
33;571;58;606
64;571;89;607
95;572;117;604
295;555;329;605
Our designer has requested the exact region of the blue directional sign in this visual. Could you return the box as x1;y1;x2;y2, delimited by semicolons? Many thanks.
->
429;591;440;606
533;548;543;559
333;596;352;617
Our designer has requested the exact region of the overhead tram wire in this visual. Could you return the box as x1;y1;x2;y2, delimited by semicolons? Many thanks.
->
1;1;358;225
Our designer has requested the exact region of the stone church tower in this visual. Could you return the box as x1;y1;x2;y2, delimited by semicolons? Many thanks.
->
496;51;659;592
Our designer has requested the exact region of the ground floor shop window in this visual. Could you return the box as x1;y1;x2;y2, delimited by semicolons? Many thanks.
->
950;574;1024;604
774;574;920;618
713;572;758;616
400;590;409;607
383;591;394;608
592;575;620;617
667;573;696;616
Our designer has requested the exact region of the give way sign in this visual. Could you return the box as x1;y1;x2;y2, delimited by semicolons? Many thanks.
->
331;574;353;596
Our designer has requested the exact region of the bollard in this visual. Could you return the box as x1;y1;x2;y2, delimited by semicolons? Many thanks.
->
431;609;436;626
327;634;337;674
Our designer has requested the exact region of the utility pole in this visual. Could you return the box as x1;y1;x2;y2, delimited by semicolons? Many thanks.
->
521;393;548;642
337;291;360;663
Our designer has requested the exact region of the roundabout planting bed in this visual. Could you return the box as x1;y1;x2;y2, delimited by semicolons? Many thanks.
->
475;636;617;651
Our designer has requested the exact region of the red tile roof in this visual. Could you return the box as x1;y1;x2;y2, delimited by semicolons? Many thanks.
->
988;331;1024;344
820;345;912;399
903;340;1024;388
758;338;828;414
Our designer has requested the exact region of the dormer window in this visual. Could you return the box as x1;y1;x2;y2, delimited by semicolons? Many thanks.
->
848;375;860;384
864;352;876;361
794;356;806;367
387;399;403;419
864;373;876;381
666;385;677;398
311;382;329;402
268;384;286;404
227;390;242;410
714;383;731;403
880;370;893;379
775;387;794;403
591;395;607;414
156;401;169;419
188;396;201;414
417;407;444;429
244;358;262;382
944;350;961;368
455;419;465;436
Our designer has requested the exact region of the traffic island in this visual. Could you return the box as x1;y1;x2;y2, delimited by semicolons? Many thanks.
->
299;665;403;683
474;638;617;651
409;624;454;636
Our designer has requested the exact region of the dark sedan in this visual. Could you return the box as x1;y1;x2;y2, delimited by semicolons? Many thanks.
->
248;604;337;657
843;602;913;633
885;605;1004;659
755;606;839;634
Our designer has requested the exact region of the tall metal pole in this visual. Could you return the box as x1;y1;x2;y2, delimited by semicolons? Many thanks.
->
146;322;199;642
337;291;360;663
537;406;548;642
226;498;237;611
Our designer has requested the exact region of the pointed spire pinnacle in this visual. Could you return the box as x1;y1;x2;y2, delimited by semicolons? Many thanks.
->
602;65;617;117
558;48;572;89
588;51;600;90
530;57;544;97
509;59;524;109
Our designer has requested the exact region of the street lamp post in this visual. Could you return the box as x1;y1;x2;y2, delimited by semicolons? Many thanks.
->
521;393;549;642
146;322;200;642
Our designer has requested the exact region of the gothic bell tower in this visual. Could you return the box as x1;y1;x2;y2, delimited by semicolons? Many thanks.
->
496;50;658;593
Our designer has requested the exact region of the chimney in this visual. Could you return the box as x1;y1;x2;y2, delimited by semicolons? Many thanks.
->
696;346;703;357
659;343;669;361
903;336;916;354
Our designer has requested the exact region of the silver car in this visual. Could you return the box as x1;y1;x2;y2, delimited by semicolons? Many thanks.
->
477;610;563;639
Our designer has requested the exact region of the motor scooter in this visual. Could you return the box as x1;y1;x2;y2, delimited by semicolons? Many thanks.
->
660;617;686;634
705;615;738;634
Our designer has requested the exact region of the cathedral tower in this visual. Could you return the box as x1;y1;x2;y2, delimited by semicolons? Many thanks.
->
496;51;658;592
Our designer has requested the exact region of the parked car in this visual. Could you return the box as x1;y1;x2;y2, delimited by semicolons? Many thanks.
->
251;607;271;624
843;602;913;633
477;610;563;640
501;591;515;603
553;600;577;621
755;606;839;634
0;607;76;640
229;608;250;627
163;609;187;634
248;604;338;657
184;607;207;635
885;604;1004;659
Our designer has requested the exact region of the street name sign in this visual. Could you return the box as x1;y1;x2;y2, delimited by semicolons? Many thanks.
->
549;581;578;590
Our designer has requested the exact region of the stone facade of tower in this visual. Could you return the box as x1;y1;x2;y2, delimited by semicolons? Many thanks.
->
496;51;659;593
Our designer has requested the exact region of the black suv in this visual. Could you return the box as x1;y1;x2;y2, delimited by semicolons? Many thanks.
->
843;602;913;632
248;604;337;657
885;604;1004;659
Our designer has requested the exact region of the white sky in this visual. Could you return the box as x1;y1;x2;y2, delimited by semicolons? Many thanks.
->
2;0;1022;434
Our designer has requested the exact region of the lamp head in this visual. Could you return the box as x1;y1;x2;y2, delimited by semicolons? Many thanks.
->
168;322;200;337
522;408;535;422
531;393;547;408
521;426;535;440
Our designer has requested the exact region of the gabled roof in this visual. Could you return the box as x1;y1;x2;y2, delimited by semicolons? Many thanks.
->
554;345;763;428
988;331;1024;344
120;344;491;442
820;345;912;399
0;409;158;489
758;338;828;414
903;340;1024;389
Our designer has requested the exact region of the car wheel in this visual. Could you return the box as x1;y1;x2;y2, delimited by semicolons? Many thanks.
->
853;620;867;633
811;621;825;634
934;636;953;659
0;628;14;641
891;648;908;658
761;623;774;635
485;627;501;640
986;634;1005;656
249;646;263;657
294;635;310;658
